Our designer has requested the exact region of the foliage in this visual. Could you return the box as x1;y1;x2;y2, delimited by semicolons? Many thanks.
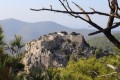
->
55;55;120;80
28;68;45;80
0;26;5;47
61;55;120;80
0;26;120;80
8;35;25;56
60;31;68;35
0;55;25;80
0;27;25;80
70;32;79;36
28;67;60;80
27;54;120;80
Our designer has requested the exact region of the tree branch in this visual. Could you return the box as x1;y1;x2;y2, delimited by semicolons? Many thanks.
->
59;0;69;12
89;22;120;35
30;0;120;49
72;2;91;21
31;0;104;31
30;8;120;19
108;0;111;9
98;72;117;77
65;0;73;11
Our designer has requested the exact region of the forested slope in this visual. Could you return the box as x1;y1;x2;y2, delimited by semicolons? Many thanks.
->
88;33;120;51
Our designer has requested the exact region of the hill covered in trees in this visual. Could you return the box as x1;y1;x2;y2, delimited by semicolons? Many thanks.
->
0;26;120;80
22;32;120;80
88;33;120;52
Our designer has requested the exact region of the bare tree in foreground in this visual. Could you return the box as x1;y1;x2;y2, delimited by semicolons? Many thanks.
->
31;0;120;49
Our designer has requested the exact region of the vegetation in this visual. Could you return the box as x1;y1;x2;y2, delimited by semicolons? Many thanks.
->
88;33;120;52
70;32;79;36
0;25;120;80
27;55;120;80
30;0;120;78
60;31;68;35
59;55;120;80
10;35;24;55
0;27;25;80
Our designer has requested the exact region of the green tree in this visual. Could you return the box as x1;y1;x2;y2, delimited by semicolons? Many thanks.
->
0;27;25;80
0;27;5;47
58;55;120;80
9;35;24;56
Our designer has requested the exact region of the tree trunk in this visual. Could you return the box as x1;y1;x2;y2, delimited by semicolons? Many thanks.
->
104;31;120;50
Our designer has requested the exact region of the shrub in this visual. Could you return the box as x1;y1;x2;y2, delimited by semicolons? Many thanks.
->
70;32;79;35
60;31;68;35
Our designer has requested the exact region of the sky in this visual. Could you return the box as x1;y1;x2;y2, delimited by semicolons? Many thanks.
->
0;0;120;29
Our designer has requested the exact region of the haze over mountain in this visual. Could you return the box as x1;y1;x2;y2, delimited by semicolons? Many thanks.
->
0;18;103;42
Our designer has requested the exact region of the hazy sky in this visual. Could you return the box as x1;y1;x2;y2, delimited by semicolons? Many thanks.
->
0;0;120;29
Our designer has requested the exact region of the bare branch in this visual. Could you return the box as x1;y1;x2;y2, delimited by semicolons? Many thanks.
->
98;72;117;77
30;0;120;49
30;0;119;32
119;6;120;10
89;22;120;36
50;5;52;10
107;64;116;70
107;0;116;29
59;0;79;17
89;30;103;36
108;0;111;9
30;8;120;19
89;7;95;12
73;2;91;21
112;22;120;28
69;14;103;30
65;0;73;11
98;64;119;77
59;0;69;12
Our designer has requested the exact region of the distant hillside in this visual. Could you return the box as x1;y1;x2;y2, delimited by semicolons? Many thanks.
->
88;33;120;51
0;18;98;42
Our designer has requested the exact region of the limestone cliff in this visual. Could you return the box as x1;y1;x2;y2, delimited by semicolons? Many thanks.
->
23;32;89;72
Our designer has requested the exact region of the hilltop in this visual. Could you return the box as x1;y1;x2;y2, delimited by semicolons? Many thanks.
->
22;32;90;72
0;18;102;42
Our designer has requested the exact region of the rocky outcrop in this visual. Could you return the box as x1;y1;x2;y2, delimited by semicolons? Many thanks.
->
23;32;89;72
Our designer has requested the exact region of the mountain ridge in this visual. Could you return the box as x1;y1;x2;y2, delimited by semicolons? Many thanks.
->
0;18;105;42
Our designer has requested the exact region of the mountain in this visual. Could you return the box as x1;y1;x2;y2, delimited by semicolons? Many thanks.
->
0;18;104;42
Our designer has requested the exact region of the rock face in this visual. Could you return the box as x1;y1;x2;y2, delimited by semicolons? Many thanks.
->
23;32;89;72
